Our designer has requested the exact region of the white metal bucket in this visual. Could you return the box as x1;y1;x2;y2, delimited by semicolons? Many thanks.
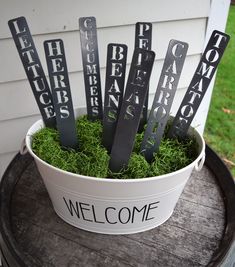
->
24;109;205;235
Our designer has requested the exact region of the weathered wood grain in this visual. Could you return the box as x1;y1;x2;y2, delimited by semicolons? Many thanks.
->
182;176;223;210
8;161;225;267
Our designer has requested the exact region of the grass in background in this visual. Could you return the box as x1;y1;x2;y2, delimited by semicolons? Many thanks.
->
205;6;235;176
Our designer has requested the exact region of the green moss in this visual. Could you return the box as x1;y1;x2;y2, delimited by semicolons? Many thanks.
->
149;138;197;176
32;115;198;179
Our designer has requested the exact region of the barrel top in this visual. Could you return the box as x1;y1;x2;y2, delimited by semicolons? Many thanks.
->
0;146;235;267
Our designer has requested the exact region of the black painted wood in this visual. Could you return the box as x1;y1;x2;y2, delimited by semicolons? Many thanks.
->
0;147;235;267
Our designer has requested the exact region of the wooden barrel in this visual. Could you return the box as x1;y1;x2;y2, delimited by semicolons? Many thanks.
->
0;145;235;267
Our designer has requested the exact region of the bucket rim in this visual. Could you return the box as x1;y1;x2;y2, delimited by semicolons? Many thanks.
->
25;118;205;183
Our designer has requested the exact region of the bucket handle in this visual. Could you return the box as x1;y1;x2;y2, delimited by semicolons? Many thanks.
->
20;138;28;155
194;152;205;172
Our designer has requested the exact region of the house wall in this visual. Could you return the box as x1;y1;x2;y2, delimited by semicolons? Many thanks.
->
0;0;230;178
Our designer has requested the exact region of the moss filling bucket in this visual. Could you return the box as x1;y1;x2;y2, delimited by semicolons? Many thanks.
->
23;109;205;235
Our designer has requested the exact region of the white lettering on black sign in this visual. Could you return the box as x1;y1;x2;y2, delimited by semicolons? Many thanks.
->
168;30;230;139
8;17;56;128
109;48;155;172
141;40;188;162
135;22;152;132
79;17;103;120
44;39;78;149
102;44;127;152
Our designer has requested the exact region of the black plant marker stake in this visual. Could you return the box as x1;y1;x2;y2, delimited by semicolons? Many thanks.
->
44;39;78;149
140;40;188;162
168;30;230;139
102;43;127;153
135;22;152;132
8;16;56;128
79;16;103;121
109;48;155;173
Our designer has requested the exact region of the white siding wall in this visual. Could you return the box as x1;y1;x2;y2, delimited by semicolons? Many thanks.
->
0;0;230;177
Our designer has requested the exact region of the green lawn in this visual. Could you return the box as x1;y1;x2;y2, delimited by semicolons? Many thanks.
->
204;5;235;176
